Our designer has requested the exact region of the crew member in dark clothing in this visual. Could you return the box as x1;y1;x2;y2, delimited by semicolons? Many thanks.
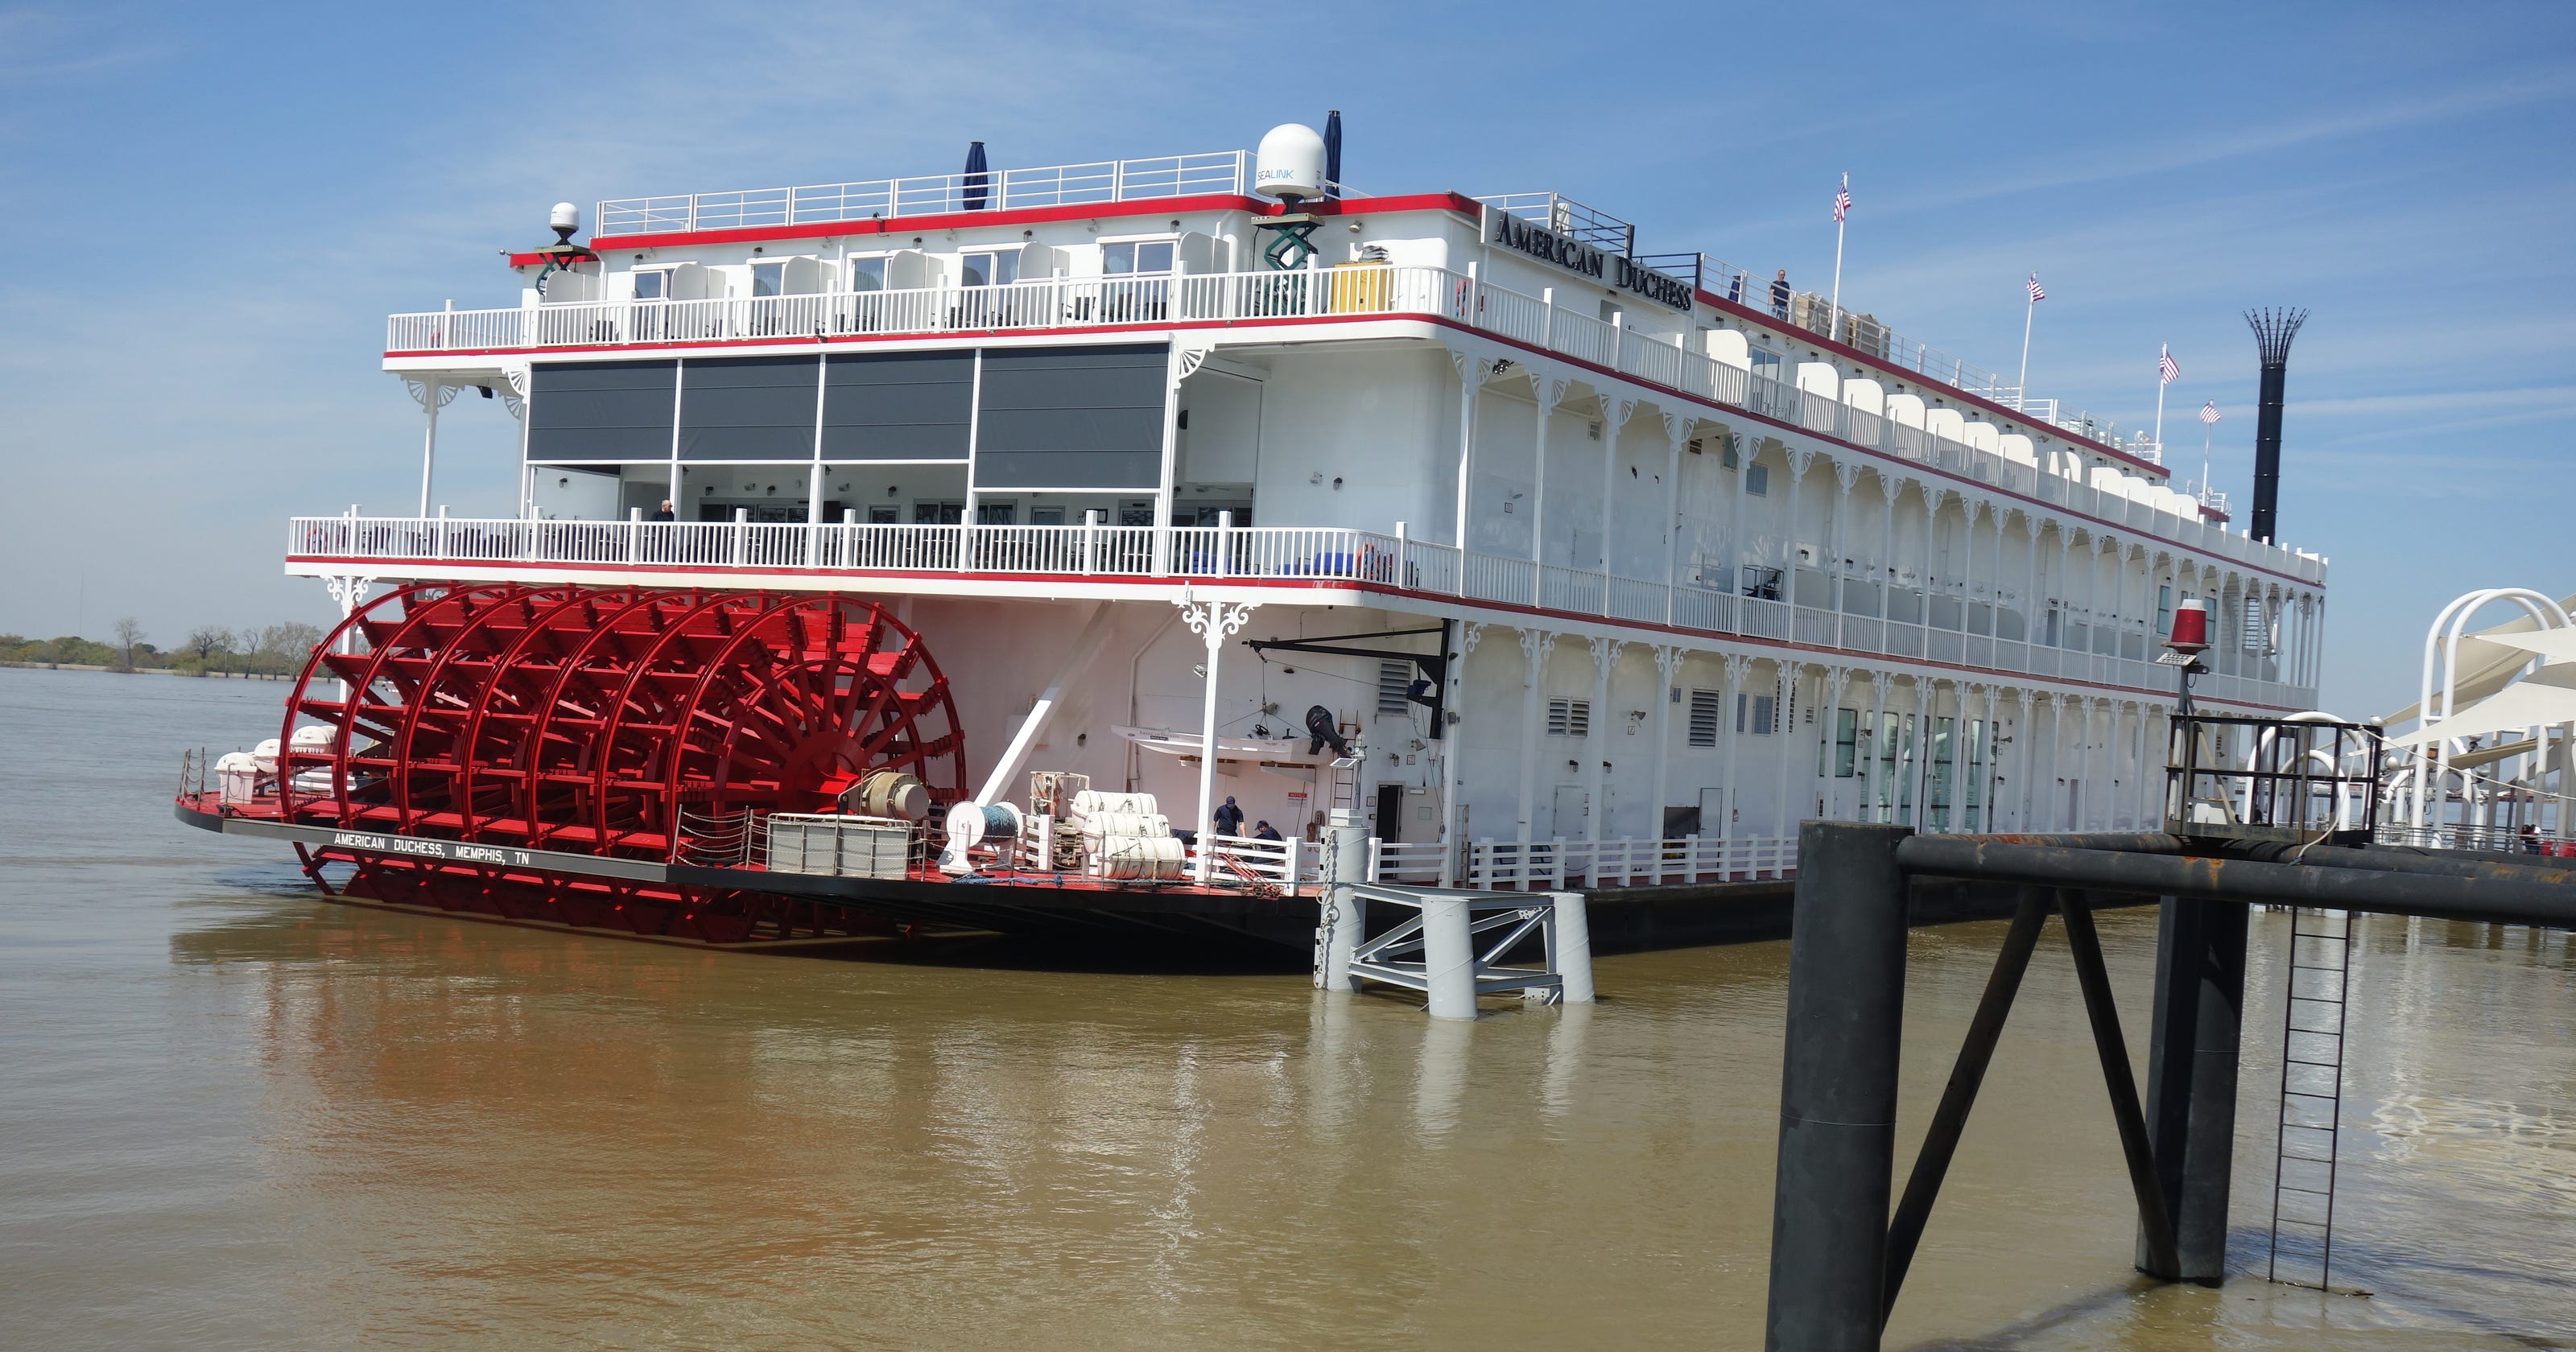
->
1253;821;1282;842
1769;269;1791;320
1212;795;1245;837
652;500;676;521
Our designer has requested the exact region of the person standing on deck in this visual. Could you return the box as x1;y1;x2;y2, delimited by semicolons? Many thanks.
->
1212;795;1245;837
1769;269;1792;320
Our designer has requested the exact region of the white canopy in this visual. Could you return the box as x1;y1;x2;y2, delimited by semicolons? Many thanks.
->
2388;662;2576;746
2471;628;2576;664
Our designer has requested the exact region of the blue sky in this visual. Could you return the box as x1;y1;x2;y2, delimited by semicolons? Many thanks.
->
0;0;2566;715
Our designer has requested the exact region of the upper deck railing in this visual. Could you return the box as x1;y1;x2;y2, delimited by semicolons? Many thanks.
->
595;151;1274;236
386;265;2311;579
283;513;2319;712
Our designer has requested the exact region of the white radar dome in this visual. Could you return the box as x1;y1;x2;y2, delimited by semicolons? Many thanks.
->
548;201;580;234
1254;123;1327;203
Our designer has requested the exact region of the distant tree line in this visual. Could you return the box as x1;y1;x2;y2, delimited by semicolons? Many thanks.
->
0;618;328;678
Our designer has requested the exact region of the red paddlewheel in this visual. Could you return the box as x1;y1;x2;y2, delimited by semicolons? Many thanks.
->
279;583;966;859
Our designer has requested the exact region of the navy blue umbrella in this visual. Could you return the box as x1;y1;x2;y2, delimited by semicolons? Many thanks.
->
963;141;989;211
1322;111;1342;199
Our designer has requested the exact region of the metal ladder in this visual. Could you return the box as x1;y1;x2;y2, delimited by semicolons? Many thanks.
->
2267;908;2355;1288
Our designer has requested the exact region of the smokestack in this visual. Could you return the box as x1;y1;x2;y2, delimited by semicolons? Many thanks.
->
2242;307;2306;544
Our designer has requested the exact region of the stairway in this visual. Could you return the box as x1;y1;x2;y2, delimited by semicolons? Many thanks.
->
2267;908;2355;1288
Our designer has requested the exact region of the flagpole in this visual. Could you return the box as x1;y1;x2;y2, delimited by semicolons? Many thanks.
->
2152;346;2169;453
2201;423;2214;500
2016;297;2035;406
1828;178;1847;339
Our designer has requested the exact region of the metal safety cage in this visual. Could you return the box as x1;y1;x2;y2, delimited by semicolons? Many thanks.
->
2165;714;2382;844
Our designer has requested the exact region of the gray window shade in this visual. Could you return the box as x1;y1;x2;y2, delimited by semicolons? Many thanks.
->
823;351;972;461
527;360;675;463
974;344;1166;489
679;355;820;461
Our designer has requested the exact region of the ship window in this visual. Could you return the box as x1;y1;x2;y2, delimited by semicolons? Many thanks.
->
1104;240;1174;275
1737;691;1775;736
1546;699;1591;738
1686;690;1722;747
913;500;964;525
960;251;1020;288
1829;707;1859;777
849;257;887;292
1030;505;1065;526
975;501;1016;526
1745;462;1770;496
750;262;786;298
632;269;671;301
867;504;898;524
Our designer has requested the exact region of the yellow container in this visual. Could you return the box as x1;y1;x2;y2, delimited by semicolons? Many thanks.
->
1327;260;1392;314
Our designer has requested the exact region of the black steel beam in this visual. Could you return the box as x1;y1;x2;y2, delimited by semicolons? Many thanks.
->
2138;894;2248;1283
1893;837;2576;929
1881;887;2050;1325
1766;822;1912;1352
2056;892;2183;1280
2235;841;2576;888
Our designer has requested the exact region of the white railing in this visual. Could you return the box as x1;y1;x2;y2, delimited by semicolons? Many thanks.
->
596;151;1258;236
289;513;2321;708
1190;831;1307;896
1463;835;1798;889
382;263;2322;587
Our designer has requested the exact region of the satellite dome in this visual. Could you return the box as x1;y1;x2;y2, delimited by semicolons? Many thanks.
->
1255;124;1327;203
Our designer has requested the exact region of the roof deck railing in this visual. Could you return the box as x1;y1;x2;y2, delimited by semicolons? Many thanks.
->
596;150;1269;236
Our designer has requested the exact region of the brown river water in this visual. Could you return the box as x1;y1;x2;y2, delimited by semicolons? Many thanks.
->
2;666;2570;1350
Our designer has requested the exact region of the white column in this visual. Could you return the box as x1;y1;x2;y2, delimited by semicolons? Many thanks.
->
1176;594;1257;880
2024;515;2046;647
1441;622;1483;885
1770;660;1802;840
1830;461;1859;645
2073;697;2095;830
1649;645;1680;857
1782;448;1813;612
2040;693;2063;828
1516;628;1550;858
1663;416;1689;624
1600;397;1636;597
1905;677;1927;830
1864;670;1893;823
1816;666;1848;820
1979;684;2002;831
2012;688;2035;830
1727;435;1754;600
1718;653;1753;843
1584;637;1615;843
1530;373;1563;600
1451;346;1483;569
406;378;458;517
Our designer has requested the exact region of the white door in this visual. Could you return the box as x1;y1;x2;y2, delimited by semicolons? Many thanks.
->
1699;787;1728;837
1551;784;1589;840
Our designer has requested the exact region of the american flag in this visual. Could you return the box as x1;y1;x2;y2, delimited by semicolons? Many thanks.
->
1833;174;1851;223
2158;345;2180;385
2026;274;2046;303
2199;401;2221;425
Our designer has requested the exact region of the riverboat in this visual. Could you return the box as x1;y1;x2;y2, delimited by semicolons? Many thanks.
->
175;122;2329;948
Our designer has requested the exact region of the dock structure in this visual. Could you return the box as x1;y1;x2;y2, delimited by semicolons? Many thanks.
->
1762;755;2576;1351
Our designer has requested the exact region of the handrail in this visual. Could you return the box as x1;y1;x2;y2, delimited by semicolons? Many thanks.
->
284;515;2320;710
382;263;2315;582
597;151;1257;236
